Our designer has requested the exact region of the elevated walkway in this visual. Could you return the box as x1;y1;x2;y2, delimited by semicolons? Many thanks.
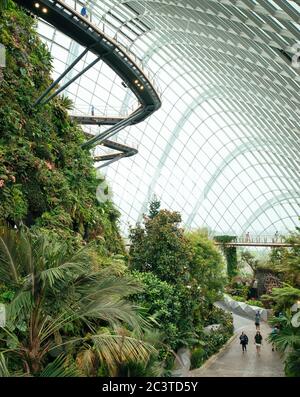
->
214;234;294;248
14;0;161;166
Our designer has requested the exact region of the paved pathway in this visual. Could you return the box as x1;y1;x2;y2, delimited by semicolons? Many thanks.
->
189;312;284;377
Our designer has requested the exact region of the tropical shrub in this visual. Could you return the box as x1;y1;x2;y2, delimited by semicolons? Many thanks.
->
0;227;155;376
226;281;250;300
190;347;205;369
130;271;182;350
129;202;231;364
186;229;227;304
129;209;193;285
129;205;199;350
214;236;238;278
268;311;300;377
262;285;300;313
245;299;264;307
191;308;233;369
265;223;300;287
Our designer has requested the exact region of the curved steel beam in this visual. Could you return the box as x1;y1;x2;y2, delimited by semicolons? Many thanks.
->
241;193;300;233
186;140;300;229
14;0;161;160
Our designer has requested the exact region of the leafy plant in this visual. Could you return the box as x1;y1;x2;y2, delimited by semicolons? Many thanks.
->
190;347;205;369
0;227;155;376
262;285;300;312
0;2;124;254
214;236;238;278
130;270;183;350
268;311;300;377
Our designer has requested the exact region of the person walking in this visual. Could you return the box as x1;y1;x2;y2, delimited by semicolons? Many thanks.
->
245;232;250;242
239;331;249;353
270;325;279;351
254;331;263;355
255;310;261;330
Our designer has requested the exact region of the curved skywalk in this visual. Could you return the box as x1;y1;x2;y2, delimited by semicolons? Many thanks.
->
14;0;161;167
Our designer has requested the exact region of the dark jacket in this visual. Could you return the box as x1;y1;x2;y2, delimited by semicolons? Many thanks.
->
240;334;248;344
255;334;263;344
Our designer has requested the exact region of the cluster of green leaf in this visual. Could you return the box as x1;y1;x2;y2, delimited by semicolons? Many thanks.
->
268;311;300;377
0;227;158;377
266;231;300;288
228;295;264;307
0;2;123;254
190;308;233;369
263;221;300;377
214;236;238;278
129;199;232;369
130;271;185;351
262;285;300;313
213;235;236;244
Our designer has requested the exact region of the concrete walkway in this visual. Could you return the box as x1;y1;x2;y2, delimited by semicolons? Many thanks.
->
189;312;285;377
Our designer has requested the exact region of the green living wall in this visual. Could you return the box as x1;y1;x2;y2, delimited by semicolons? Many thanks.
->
0;1;123;253
214;235;238;279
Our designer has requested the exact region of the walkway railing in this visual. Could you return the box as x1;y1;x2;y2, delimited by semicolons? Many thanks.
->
70;104;138;118
15;0;161;168
61;0;162;97
213;234;293;247
234;234;286;244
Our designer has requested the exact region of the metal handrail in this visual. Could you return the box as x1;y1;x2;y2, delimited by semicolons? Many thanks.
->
70;104;139;118
214;234;286;244
59;0;162;98
16;0;161;167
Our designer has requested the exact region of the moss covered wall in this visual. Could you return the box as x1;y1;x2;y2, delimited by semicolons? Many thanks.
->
0;2;124;253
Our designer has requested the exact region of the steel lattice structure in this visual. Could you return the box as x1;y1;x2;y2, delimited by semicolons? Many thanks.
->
34;0;300;235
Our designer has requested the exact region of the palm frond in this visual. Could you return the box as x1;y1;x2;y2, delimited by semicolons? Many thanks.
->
39;262;84;288
285;348;300;377
89;333;156;374
0;228;20;284
0;0;8;11
40;355;80;377
76;349;98;376
7;291;33;322
0;353;10;377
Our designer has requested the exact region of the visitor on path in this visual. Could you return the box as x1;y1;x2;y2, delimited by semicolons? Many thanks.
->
270;325;279;351
245;232;250;242
254;331;263;355
239;331;249;352
91;105;95;116
255;310;261;330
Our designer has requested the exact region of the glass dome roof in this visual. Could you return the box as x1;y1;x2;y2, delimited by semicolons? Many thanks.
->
36;0;300;235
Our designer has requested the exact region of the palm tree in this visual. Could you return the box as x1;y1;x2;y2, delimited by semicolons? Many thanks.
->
285;348;300;377
0;227;155;376
268;311;300;376
0;0;8;11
